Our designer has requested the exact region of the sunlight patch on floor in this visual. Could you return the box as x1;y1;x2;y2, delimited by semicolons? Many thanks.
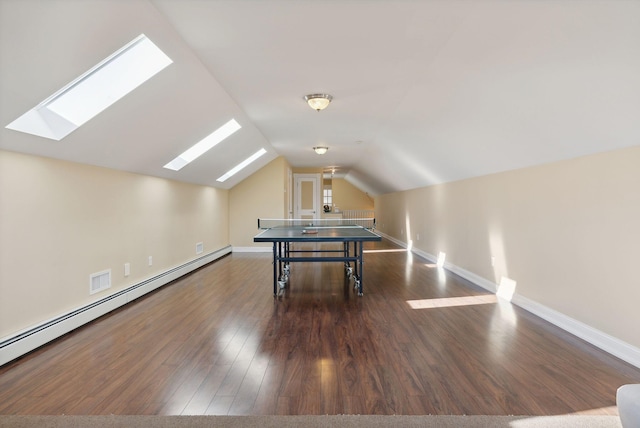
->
363;248;408;254
407;294;497;309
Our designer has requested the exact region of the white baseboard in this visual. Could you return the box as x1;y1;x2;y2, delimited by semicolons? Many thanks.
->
0;245;232;367
5;237;639;370
512;294;640;369
376;231;407;250
376;232;640;369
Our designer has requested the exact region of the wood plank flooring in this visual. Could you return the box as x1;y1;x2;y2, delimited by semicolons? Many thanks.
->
1;239;640;415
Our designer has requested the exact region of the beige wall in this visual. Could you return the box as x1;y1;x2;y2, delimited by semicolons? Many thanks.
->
229;156;290;248
0;150;229;338
375;146;640;349
331;178;374;212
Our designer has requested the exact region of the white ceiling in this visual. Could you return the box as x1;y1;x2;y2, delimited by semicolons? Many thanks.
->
1;0;639;195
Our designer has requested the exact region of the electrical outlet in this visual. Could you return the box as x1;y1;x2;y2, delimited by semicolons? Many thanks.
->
148;256;153;266
416;233;420;240
124;263;130;277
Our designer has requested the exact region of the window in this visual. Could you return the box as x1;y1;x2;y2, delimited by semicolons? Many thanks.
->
216;148;267;182
164;119;241;171
6;34;172;141
323;187;332;211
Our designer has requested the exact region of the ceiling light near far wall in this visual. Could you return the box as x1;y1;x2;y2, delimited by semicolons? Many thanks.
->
304;94;332;111
313;146;328;155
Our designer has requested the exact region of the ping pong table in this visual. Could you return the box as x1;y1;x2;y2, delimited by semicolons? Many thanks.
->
254;218;381;296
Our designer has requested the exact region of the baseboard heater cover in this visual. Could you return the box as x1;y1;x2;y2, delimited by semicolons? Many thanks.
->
0;245;232;367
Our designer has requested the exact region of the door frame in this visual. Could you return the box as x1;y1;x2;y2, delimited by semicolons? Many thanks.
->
293;173;321;220
287;168;293;219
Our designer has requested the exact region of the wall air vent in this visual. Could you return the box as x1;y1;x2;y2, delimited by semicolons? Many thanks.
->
89;270;111;295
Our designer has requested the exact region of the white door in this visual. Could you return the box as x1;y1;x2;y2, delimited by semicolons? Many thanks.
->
294;173;320;220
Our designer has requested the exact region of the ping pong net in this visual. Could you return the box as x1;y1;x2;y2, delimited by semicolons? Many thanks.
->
257;218;376;230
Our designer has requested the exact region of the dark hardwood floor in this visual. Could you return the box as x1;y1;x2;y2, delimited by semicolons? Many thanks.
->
1;238;639;415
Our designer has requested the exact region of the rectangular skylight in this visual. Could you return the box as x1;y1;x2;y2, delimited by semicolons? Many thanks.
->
163;119;242;171
5;34;172;141
217;148;267;182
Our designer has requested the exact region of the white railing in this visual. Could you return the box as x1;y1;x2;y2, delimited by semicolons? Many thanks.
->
341;210;376;229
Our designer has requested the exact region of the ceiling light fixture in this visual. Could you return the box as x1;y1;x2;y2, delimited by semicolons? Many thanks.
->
304;94;332;111
313;146;329;155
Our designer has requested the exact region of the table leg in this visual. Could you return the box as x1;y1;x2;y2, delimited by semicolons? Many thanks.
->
278;241;283;278
344;242;353;278
283;242;290;278
353;241;359;280
272;242;277;297
357;241;364;296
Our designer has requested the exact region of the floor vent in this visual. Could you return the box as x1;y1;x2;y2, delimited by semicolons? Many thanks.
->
89;270;111;295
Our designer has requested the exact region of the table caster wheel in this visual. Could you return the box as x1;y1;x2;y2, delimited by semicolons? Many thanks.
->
276;280;287;296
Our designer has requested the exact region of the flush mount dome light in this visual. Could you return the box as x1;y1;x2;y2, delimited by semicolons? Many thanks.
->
313;146;328;155
304;94;332;111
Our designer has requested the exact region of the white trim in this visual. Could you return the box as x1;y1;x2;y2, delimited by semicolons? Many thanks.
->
0;245;231;367
376;231;406;249
375;232;640;369
294;173;321;220
512;294;640;369
441;262;498;294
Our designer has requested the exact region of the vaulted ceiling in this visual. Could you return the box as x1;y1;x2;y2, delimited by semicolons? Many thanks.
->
1;0;639;196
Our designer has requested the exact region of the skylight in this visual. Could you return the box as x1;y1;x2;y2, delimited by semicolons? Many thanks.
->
217;148;267;182
163;119;242;171
5;34;172;141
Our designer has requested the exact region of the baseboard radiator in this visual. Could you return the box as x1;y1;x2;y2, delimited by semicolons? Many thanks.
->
0;245;232;367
